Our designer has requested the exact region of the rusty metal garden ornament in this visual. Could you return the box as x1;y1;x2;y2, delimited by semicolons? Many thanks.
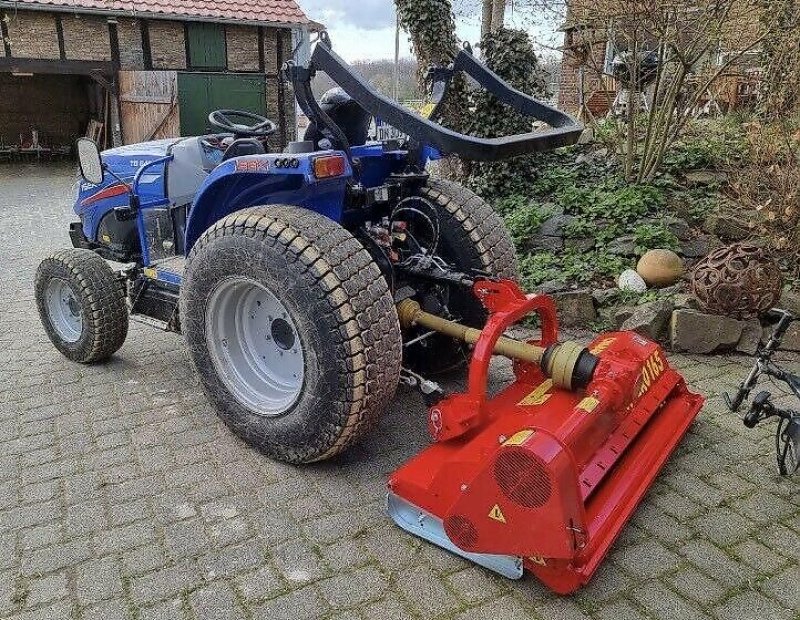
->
691;243;784;319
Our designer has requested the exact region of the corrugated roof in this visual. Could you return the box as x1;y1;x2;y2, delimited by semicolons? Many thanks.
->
1;0;309;25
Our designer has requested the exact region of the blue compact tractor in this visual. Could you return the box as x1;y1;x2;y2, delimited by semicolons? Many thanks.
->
35;35;582;463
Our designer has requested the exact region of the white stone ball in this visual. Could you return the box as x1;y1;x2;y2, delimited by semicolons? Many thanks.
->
618;269;648;293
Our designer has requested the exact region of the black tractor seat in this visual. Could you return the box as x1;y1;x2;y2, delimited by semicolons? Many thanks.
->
222;138;266;161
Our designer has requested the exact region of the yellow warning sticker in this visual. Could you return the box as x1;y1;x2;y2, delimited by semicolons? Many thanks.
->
419;103;436;118
577;396;600;413
143;267;158;279
503;430;535;446
488;504;506;524
590;337;616;355
517;379;553;407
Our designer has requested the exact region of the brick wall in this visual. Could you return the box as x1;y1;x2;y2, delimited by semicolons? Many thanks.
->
148;20;186;70
117;18;144;70
226;25;260;72
4;10;60;59
558;27;608;115
61;14;111;61
0;73;90;145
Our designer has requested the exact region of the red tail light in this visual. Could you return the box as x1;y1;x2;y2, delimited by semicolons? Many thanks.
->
313;155;346;178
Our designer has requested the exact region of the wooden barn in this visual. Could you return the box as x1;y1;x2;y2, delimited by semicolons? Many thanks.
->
0;0;309;159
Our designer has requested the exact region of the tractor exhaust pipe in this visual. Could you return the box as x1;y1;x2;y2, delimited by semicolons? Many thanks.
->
397;299;598;390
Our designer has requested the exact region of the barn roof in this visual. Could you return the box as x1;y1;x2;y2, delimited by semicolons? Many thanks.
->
0;0;309;26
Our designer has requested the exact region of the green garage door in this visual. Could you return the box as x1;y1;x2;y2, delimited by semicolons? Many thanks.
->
178;73;266;136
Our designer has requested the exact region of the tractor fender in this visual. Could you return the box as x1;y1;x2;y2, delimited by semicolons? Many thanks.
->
184;155;351;254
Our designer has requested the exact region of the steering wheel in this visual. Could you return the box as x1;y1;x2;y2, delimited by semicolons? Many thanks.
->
208;109;277;138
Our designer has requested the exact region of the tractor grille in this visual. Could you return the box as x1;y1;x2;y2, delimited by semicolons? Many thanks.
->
445;514;479;549
493;449;553;509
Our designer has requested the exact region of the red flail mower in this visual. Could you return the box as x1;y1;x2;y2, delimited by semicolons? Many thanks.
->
388;280;703;594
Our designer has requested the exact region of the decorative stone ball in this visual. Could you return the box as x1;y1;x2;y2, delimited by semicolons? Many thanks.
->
618;269;647;293
637;249;685;288
690;243;783;319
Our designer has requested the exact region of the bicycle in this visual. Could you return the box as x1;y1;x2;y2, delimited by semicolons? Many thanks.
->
726;309;800;476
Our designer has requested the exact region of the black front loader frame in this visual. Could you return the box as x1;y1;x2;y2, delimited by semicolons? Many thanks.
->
285;34;584;163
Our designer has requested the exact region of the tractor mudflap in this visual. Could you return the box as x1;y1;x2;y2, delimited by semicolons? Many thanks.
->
387;283;704;594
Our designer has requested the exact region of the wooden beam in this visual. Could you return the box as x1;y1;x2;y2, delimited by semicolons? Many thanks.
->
0;57;114;75
258;26;265;73
55;14;66;60
141;19;152;70
0;11;10;57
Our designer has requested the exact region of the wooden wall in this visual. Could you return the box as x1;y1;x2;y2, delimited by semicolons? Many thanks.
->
118;71;180;144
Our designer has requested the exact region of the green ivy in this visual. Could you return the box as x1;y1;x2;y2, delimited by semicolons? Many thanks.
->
633;223;680;255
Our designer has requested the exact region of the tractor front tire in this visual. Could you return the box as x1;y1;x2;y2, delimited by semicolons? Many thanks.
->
34;249;129;363
181;206;403;464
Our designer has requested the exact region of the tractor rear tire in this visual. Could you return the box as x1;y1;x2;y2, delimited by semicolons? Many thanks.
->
420;179;519;284
34;249;128;363
181;205;403;464
412;179;519;372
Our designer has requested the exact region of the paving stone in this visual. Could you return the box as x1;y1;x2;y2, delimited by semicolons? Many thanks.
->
629;579;708;619
25;571;69;606
75;556;123;605
140;598;187;620
250;586;328;620
593;599;649;620
317;565;387;609
189;582;243;620
729;538;792;575
667;565;728;606
455;595;533;620
272;538;330;584
237;564;287;601
692;506;757;546
613;538;682;579
679;539;749;587
164;518;211;560
130;561;201;605
122;544;168;576
20;539;91;575
447;566;506;605
534;597;593;620
758;566;800;611
395;564;461;617
82;599;130;620
713;590;793;620
199;541;264;579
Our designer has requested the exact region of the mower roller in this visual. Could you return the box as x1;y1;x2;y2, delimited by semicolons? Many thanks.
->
36;32;704;595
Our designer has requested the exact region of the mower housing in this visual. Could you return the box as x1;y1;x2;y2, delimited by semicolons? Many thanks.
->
388;281;703;594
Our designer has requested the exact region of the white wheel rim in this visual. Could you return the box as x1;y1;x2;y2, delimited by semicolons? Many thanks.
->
45;278;83;343
205;277;305;417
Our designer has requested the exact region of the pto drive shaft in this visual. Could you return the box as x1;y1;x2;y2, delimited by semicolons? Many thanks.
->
397;299;598;390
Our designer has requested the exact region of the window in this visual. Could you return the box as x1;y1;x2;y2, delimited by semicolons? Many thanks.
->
186;22;226;70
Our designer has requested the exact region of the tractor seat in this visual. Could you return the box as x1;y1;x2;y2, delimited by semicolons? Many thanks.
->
222;138;266;161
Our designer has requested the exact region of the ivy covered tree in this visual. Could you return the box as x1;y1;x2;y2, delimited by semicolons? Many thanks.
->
463;28;550;198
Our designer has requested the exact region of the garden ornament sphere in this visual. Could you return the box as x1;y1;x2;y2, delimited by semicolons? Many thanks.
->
637;249;685;288
690;243;783;319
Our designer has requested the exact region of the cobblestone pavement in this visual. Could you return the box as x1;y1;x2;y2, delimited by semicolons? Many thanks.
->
0;164;798;620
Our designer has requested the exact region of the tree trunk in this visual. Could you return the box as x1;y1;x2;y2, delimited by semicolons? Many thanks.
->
481;0;494;38
491;0;505;32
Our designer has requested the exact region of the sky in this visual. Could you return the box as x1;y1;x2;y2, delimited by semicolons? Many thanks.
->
296;0;560;63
